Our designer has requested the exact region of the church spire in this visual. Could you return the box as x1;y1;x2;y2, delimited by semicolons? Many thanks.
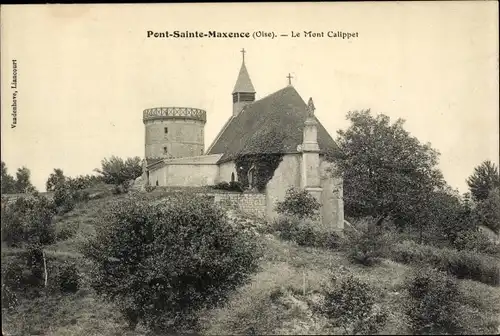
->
232;48;256;116
232;48;256;94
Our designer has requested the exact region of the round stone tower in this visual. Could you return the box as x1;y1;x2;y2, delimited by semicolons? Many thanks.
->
143;107;206;159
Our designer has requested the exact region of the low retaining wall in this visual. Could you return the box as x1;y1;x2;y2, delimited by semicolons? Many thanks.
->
151;188;267;219
208;192;266;219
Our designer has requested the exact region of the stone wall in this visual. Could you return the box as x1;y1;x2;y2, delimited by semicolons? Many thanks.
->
152;189;267;219
210;192;266;219
148;163;219;187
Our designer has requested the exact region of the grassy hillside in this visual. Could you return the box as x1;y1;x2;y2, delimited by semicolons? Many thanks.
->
2;192;500;335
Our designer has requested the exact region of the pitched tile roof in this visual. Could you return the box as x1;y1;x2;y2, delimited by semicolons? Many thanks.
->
232;62;256;94
207;85;341;163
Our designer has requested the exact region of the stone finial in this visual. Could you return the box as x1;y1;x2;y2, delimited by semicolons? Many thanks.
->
307;97;315;117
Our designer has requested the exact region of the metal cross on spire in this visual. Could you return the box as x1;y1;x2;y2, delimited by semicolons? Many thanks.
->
241;48;246;63
287;73;294;85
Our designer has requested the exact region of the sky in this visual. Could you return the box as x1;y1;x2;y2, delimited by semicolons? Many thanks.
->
1;2;498;193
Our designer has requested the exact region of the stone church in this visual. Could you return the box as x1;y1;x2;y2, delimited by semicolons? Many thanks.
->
141;50;344;232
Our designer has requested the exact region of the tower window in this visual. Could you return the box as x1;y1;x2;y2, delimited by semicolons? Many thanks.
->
164;127;168;134
163;147;168;154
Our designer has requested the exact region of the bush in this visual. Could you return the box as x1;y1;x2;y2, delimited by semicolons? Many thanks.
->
212;181;244;192
145;185;156;192
53;182;90;215
453;229;500;256
323;275;387;334
390;240;499;286
53;184;76;213
54;262;79;293
275;187;321;220
2;251;45;294
81;193;261;333
271;216;342;249
1;194;57;247
473;188;500;234
345;224;393;266
404;268;465;335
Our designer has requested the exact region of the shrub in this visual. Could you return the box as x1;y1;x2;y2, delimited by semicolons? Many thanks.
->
1;194;57;247
271;216;342;249
81;193;261;333
345;224;392;266
55;262;79;293
1;282;18;310
53;184;76;213
473;188;500;234
390;240;499;286
404;268;465;335
2;251;45;294
275;187;320;220
145;185;156;192
212;181;244;192
453;229;500;256
323;275;387;334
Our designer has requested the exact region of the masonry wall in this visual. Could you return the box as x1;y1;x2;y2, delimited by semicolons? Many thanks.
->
265;154;302;219
148;163;218;187
152;189;266;219
217;161;238;183
320;159;344;232
210;192;266;218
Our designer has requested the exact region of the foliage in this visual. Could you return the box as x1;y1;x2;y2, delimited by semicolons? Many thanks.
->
390;240;499;286
271;216;342;249
453;228;500;256
275;187;321;220
53;182;90;215
54;262;80;293
414;188;473;245
473;188;500;234
404;268;465;335
323;275;387;334
1;162;36;194
212;181;244;192
94;156;142;189
345;222;393;266
332;110;444;228
46;168;66;191
81;193;261;332
235;153;283;192
15;166;37;193
1;161;17;194
145;185;156;192
1;193;57;248
467;160;500;201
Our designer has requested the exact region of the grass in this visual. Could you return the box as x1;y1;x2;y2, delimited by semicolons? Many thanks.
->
2;192;500;335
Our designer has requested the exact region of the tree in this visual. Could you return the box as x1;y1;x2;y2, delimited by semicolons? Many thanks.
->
94;156;142;187
331;110;445;227
15;167;36;193
473;188;500;234
466;160;500;201
81;193;260;333
1;193;57;288
46;168;66;191
1;161;17;194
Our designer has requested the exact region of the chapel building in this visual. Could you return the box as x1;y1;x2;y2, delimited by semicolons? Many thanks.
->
141;50;344;231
